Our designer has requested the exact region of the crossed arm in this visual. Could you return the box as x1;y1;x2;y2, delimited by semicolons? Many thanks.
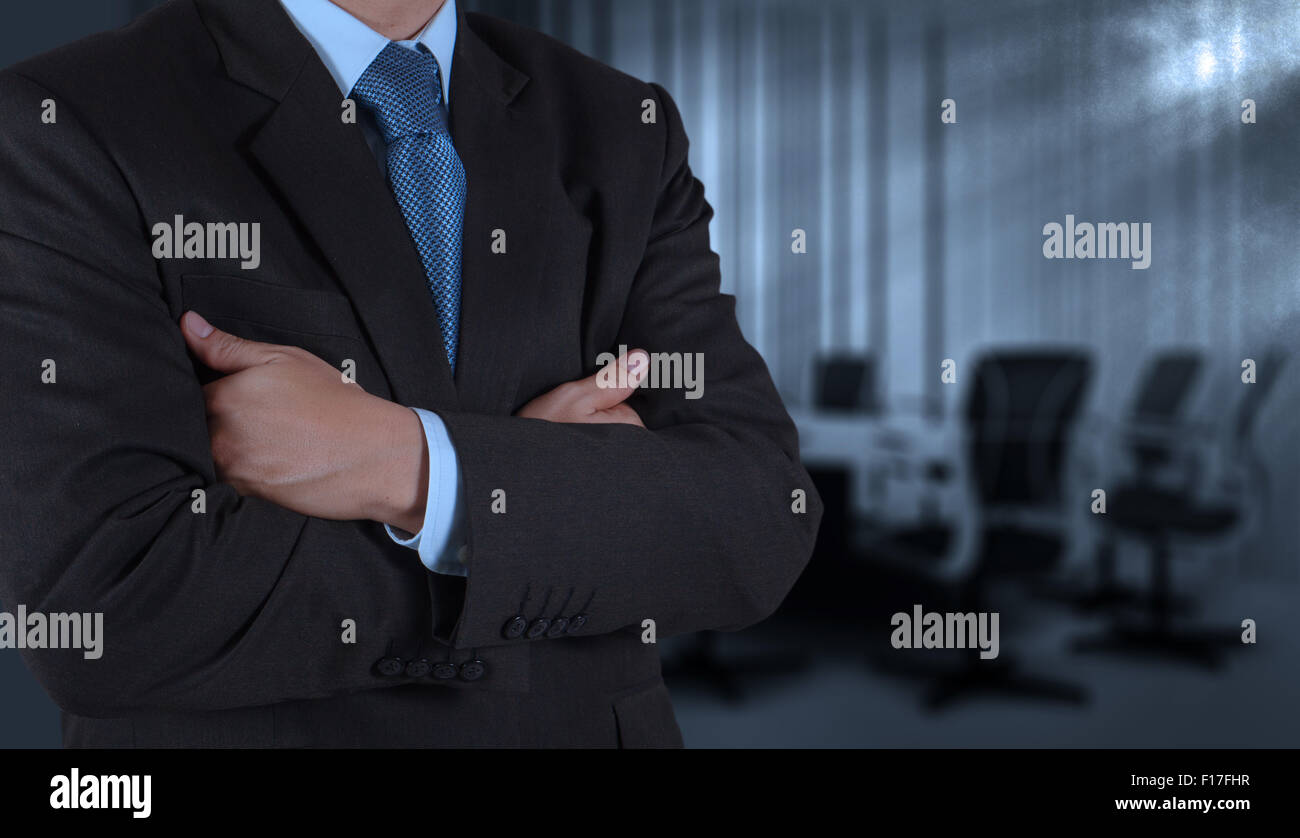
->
177;309;651;535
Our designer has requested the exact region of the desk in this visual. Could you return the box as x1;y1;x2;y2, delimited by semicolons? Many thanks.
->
788;408;961;526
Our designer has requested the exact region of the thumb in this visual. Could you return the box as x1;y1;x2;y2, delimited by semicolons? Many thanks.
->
181;311;278;373
586;348;650;411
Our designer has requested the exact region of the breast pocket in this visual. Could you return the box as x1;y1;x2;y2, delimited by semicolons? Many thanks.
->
180;274;389;398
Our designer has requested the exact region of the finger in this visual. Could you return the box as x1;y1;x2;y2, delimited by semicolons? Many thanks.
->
585;348;650;411
200;376;236;418
181;311;281;374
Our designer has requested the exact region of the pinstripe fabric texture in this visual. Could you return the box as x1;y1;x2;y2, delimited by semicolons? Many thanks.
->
352;42;466;371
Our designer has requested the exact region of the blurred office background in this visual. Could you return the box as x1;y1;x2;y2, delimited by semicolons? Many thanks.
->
2;0;1298;746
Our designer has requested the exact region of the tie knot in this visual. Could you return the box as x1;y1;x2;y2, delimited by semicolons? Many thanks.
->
350;42;447;142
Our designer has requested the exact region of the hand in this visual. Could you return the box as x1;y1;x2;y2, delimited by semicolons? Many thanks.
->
180;311;428;532
517;348;649;427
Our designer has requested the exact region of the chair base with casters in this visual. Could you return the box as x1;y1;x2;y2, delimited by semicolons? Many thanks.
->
1036;538;1196;616
862;524;1089;711
1071;618;1242;669
660;631;807;704
1071;487;1239;669
925;653;1087;710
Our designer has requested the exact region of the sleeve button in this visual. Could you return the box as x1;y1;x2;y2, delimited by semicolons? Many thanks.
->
502;615;528;639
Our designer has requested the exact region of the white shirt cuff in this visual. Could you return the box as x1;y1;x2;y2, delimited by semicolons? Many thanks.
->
384;407;468;576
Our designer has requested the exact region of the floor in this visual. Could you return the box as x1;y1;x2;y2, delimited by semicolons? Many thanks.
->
667;581;1300;748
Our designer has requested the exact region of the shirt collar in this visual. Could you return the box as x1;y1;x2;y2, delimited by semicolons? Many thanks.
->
278;0;457;105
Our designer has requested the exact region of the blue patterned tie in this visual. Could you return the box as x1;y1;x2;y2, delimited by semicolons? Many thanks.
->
351;43;466;372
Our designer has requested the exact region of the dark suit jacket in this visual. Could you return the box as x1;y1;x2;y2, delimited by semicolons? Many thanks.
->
0;0;821;747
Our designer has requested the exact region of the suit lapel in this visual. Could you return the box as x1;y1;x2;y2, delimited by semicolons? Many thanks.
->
249;69;459;411
447;11;550;415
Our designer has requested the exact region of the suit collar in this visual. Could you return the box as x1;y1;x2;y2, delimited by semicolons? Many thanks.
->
193;0;310;101
276;0;458;105
195;0;527;106
449;2;529;105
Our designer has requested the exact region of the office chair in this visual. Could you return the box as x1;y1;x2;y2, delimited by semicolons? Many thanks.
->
1218;349;1286;557
859;350;1092;710
1046;351;1205;613
1071;350;1286;668
813;354;879;413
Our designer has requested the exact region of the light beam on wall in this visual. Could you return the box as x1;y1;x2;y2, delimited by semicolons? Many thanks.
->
1195;40;1217;83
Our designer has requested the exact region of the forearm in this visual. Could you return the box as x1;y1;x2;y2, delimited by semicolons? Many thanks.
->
435;409;821;649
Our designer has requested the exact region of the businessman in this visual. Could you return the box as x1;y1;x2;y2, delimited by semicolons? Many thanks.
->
0;0;821;747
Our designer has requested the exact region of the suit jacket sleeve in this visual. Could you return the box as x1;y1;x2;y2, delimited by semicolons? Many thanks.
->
0;71;442;717
435;84;823;649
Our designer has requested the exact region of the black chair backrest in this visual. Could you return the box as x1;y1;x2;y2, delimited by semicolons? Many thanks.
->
1131;351;1201;420
963;351;1092;506
1128;351;1202;470
813;355;877;413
